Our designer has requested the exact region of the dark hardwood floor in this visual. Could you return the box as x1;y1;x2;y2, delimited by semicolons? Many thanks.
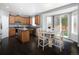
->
0;36;79;55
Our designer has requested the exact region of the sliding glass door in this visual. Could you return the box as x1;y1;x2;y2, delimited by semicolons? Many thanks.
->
60;15;68;37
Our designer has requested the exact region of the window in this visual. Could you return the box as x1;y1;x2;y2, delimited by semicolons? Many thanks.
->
47;16;52;29
54;15;68;37
61;15;68;36
47;17;52;25
71;11;78;35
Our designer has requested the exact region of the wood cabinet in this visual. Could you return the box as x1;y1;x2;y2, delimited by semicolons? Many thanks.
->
9;16;15;24
9;16;32;25
15;16;21;22
19;30;30;43
35;15;40;25
9;16;16;37
9;28;16;37
25;17;32;25
9;15;32;38
15;16;27;25
29;17;32;24
21;17;27;24
26;17;30;25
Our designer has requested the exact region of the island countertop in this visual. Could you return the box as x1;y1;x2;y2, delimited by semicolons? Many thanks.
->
9;24;40;29
17;28;28;31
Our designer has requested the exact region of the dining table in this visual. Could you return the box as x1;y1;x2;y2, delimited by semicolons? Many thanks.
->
44;31;55;47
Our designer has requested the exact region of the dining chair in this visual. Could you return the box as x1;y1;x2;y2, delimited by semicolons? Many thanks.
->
53;29;64;52
37;28;49;51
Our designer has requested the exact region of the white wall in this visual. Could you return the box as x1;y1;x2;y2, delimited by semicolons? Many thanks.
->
32;16;36;26
0;10;9;39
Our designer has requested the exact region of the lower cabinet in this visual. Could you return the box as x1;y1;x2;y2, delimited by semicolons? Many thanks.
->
9;28;16;37
19;30;30;43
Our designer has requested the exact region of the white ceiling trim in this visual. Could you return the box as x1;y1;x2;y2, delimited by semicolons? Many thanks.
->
0;3;70;17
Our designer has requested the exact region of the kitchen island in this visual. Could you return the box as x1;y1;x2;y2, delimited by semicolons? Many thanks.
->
9;24;40;43
18;28;30;43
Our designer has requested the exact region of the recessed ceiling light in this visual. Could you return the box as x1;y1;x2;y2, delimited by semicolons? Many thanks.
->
6;6;9;8
20;8;23;10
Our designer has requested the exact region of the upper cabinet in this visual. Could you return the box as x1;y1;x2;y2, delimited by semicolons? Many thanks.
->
22;17;27;25
26;17;30;25
35;15;40;25
29;17;32;24
9;15;32;25
9;16;15;24
26;17;32;25
15;16;27;25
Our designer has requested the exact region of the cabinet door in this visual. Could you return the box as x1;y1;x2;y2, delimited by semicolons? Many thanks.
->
19;30;30;43
22;31;30;42
29;17;32;24
15;16;28;25
26;17;32;25
9;16;15;24
9;28;16;37
26;17;30;25
21;17;27;25
15;16;21;23
35;16;40;25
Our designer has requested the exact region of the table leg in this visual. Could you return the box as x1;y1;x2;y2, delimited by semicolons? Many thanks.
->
48;34;52;47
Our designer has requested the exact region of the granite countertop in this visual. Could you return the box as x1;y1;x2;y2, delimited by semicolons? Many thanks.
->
18;28;28;31
9;24;40;29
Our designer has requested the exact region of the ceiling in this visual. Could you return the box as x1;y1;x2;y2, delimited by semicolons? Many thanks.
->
0;3;69;17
